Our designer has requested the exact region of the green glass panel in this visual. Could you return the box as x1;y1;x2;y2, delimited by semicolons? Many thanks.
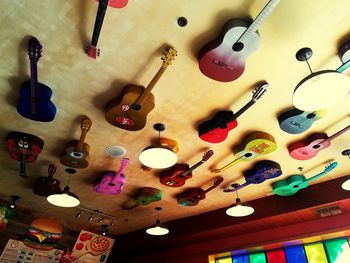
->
215;256;232;263
304;242;328;263
249;251;266;263
324;238;350;263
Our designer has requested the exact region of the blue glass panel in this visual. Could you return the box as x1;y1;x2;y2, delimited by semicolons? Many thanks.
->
285;245;307;263
232;254;249;263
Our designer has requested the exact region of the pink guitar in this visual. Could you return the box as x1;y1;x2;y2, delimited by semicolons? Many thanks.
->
288;124;350;160
93;158;129;195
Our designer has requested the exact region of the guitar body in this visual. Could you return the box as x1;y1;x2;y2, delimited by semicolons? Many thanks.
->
96;0;128;8
122;187;162;210
60;141;91;168
177;188;205;206
244;160;282;182
272;175;307;196
198;18;260;82
159;163;191;187
33;165;61;197
288;133;329;160
105;84;155;131
93;171;125;195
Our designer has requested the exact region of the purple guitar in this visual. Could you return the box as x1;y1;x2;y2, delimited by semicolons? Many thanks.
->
93;158;129;195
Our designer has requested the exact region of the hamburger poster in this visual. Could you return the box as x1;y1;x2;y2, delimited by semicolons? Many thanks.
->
71;230;114;263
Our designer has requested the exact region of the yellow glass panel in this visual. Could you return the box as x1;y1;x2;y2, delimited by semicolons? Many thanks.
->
304;242;328;263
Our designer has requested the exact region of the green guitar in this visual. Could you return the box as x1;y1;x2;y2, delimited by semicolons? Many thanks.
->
272;162;338;196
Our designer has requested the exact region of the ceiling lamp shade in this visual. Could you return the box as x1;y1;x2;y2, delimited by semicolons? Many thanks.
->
226;198;255;217
146;207;169;236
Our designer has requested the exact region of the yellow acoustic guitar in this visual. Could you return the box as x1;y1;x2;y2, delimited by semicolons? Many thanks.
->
211;131;277;173
105;47;177;131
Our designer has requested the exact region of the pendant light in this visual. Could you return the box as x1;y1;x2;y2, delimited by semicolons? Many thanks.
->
146;207;169;236
292;47;350;111
9;195;20;209
225;184;254;217
47;168;80;208
341;149;350;190
139;123;178;169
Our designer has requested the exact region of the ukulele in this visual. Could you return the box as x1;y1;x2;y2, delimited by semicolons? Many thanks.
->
177;176;224;206
105;47;177;131
272;162;338;196
17;37;56;122
122;187;162;210
198;0;280;82
93;158;129;195
6;132;44;177
223;160;282;192
87;0;129;59
33;164;61;197
60;118;92;168
278;109;326;134
211;131;277;173
198;82;268;143
159;150;214;187
288;124;350;160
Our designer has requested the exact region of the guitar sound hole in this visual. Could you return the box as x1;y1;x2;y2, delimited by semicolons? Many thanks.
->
72;152;83;158
312;145;321;149
108;183;115;186
245;153;253;157
293;185;299;188
232;42;244;52
131;103;141;111
306;113;316;119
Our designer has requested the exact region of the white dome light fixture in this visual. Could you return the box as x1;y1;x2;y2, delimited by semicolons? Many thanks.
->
225;184;254;217
146;207;169;236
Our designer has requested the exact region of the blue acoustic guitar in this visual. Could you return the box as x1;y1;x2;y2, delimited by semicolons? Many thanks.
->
17;37;56;122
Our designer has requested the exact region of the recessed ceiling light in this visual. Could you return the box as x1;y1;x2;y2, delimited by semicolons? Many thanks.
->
105;145;126;157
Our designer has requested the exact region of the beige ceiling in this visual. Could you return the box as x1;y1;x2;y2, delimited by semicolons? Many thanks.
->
1;0;350;236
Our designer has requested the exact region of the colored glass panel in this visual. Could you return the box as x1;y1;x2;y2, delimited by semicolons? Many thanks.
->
324;238;350;263
285;245;307;263
266;248;286;263
304;242;328;263
249;252;266;263
216;256;232;263
232;254;249;263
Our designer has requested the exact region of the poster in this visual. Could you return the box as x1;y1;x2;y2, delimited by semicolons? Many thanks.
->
71;230;114;263
0;239;62;263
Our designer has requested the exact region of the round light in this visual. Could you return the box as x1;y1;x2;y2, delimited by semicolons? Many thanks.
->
226;198;254;217
146;225;169;236
139;146;177;169
341;179;350;191
47;187;80;208
105;145;126;157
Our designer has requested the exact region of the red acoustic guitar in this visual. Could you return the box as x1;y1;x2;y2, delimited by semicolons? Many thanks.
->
33;164;61;197
159;150;214;187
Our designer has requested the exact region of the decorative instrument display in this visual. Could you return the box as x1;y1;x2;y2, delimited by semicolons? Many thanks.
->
223;160;282;192
198;82;268;143
278;108;326;134
198;0;280;82
105;46;177;131
93;158;129;195
6;132;44;178
272;162;338;196
60;118;92;168
337;39;350;72
288;124;350;160
33;164;61;197
122;187;162;210
211;131;277;173
176;176;223;206
159;150;214;187
17;37;56;122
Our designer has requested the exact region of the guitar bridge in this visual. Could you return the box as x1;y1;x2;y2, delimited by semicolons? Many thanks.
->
212;60;233;70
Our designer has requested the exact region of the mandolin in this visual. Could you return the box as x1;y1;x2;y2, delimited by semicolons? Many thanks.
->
17;37;56;122
272;162;338;196
211;131;277;173
105;47;177;131
223;160;282;192
33;164;61;197
177;176;223;206
60;118;92;168
6;132;44;178
122;187;162;210
288;124;350;160
159;150;214;187
198;0;280;82
198;82;268;143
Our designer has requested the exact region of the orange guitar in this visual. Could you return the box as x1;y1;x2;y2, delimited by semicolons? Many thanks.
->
105;47;177;131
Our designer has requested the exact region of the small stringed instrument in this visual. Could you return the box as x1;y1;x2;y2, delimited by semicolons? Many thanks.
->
223;160;282;192
278;109;326;134
198;82;268;143
105;47;177;131
6;132;44;178
159;150;214;187
87;0;129;59
288;124;350;160
93;158;129;195
17;37;56;122
60;118;92;168
272;162;338;196
177;176;224;206
211;131;277;173
122;187;162;210
198;0;280;82
33;164;61;197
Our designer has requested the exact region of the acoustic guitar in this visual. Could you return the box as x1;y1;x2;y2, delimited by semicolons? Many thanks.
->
223;160;282;192
60;118;92;168
105;47;177;131
17;37;56;122
211;131;277;173
6;132;44;178
159;150;214;187
122;187;162;210
33;164;61;197
177;176;223;206
198;82;268;143
288;124;350;160
272;162;338;196
198;0;280;82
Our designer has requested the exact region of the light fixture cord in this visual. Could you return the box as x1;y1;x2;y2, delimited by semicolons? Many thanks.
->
304;58;313;74
66;173;71;187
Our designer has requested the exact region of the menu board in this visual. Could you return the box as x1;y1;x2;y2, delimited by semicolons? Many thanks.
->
0;239;62;263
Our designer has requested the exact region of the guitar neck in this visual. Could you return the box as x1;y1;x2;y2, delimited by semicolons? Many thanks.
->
232;99;256;120
321;124;350;146
336;59;350;73
75;131;87;152
29;58;39;114
110;159;129;185
304;163;338;186
90;0;109;47
180;160;205;177
212;154;247;173
203;177;224;194
19;153;27;178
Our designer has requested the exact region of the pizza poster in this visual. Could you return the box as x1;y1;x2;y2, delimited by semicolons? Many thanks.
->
0;239;62;263
71;230;114;263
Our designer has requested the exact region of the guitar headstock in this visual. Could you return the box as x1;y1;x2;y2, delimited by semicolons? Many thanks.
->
161;47;177;68
202;150;214;162
18;140;29;149
87;45;100;59
28;37;43;63
48;164;57;176
81;118;92;133
252;82;269;101
324;161;338;173
120;158;130;169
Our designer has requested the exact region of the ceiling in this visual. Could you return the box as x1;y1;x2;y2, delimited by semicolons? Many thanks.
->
0;0;350;236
